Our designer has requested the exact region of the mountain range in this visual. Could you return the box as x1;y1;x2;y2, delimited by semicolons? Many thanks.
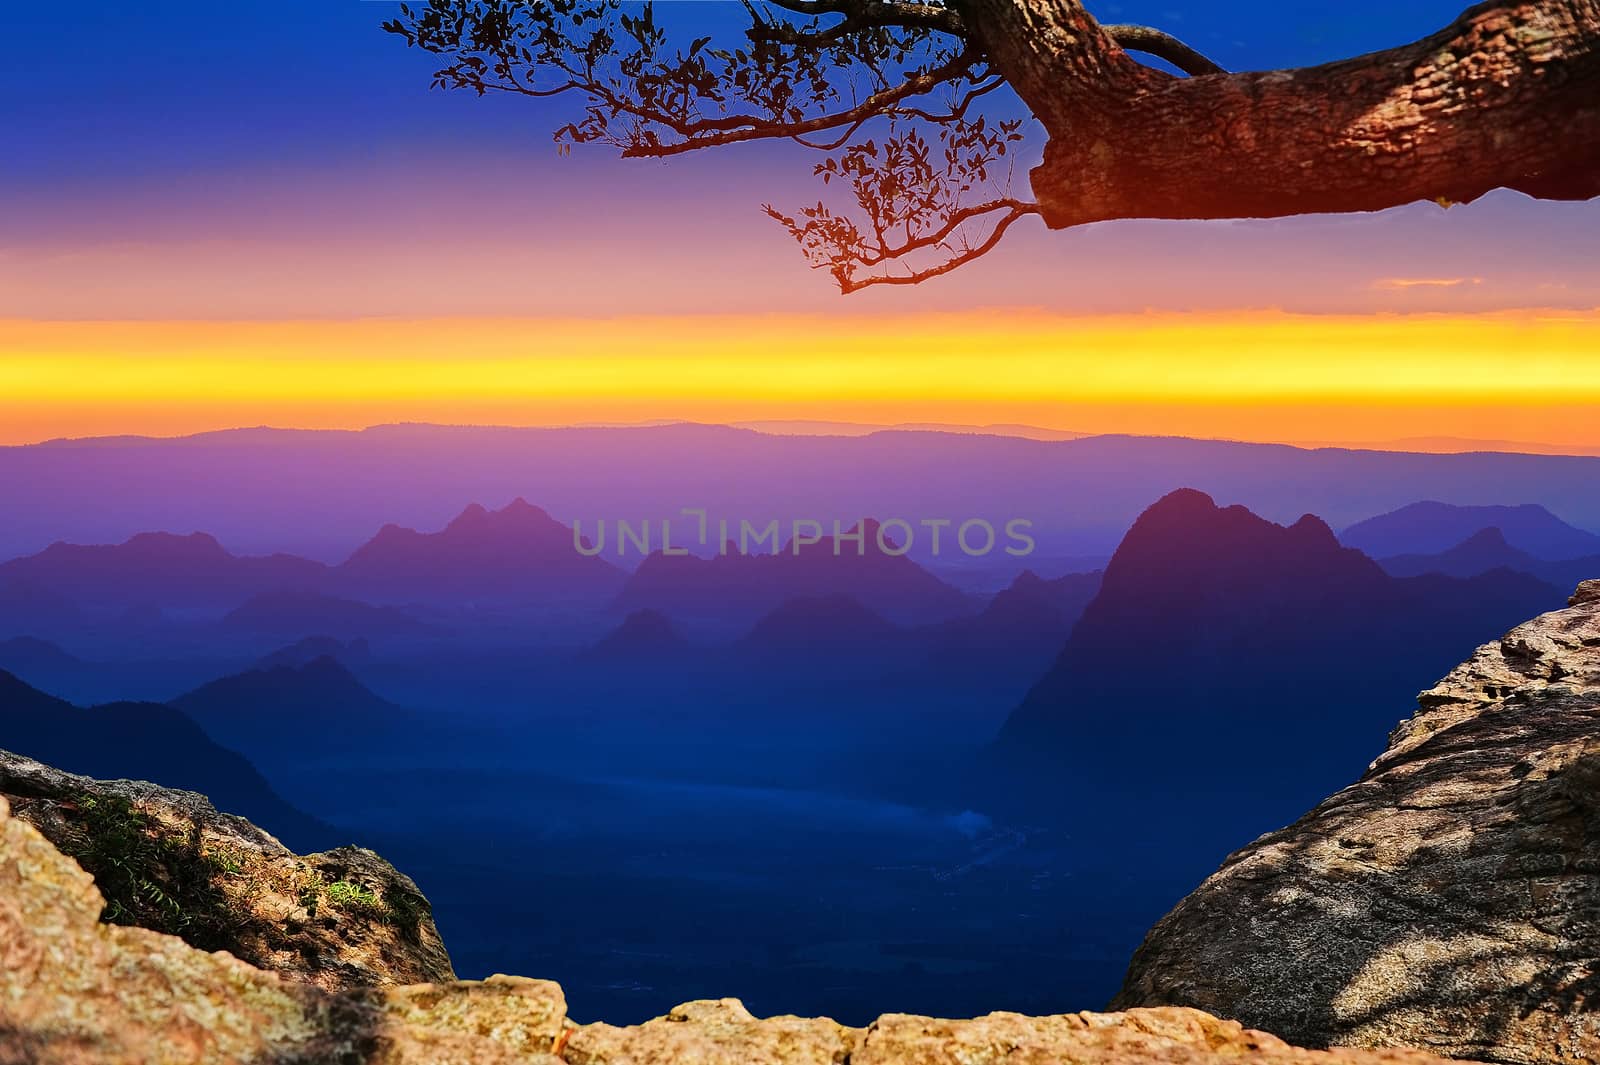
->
0;531;324;610
171;656;424;768
0;669;332;849
993;489;1568;862
5;424;1600;564
336;497;625;604
614;519;977;630
0;500;624;617
1340;500;1600;559
1377;526;1600;590
577;609;690;664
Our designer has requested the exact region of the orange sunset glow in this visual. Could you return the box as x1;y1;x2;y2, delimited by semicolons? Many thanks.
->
5;309;1599;451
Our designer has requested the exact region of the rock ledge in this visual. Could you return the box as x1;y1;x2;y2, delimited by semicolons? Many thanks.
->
1;783;1461;1064
1116;583;1600;1065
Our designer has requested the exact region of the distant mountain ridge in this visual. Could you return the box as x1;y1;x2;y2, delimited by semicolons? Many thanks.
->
615;519;977;629
1380;527;1540;578
925;569;1103;678
1342;501;1600;559
0;531;325;609
6;423;1600;563
0;500;627;625
172;656;420;767
577;609;690;664
336;497;625;604
1378;526;1600;592
0;669;332;849
735;594;905;658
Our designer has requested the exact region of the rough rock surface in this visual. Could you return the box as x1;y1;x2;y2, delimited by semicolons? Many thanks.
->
0;786;561;1065
1116;581;1600;1065
1;776;1462;1065
0;748;454;991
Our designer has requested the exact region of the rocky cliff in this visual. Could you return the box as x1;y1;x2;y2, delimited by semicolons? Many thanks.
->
0;760;1462;1064
1116;580;1600;1065
0;748;454;992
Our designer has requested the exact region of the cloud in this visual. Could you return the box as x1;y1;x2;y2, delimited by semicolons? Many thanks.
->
1372;276;1485;291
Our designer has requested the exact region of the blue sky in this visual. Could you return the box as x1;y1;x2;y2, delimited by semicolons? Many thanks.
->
3;1;1595;319
0;1;1489;185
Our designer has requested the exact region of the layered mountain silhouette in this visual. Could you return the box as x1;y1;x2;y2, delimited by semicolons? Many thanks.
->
171;656;420;767
221;590;437;640
14;424;1600;565
1379;526;1600;591
0;669;333;849
577;609;691;664
0;501;629;635
256;635;373;670
934;570;1101;656
994;489;1566;852
0;531;326;609
735;595;906;659
0;637;87;695
334;498;625;604
615;519;976;629
1341;501;1600;559
1380;527;1539;578
911;569;1105;701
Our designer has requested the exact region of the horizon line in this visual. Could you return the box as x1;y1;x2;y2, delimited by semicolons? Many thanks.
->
10;418;1600;461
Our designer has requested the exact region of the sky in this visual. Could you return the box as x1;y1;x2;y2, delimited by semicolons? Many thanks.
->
3;1;1597;449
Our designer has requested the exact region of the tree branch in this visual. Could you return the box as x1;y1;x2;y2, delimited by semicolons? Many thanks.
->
842;200;1040;291
760;0;966;37
615;48;981;157
954;0;1600;229
1100;24;1226;76
756;4;1227;77
389;0;1600;291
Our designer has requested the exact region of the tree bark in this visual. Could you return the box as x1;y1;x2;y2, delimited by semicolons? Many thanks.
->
952;0;1600;229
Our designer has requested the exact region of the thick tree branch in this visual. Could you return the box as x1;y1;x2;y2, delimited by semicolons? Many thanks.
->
953;0;1600;229
758;2;1226;77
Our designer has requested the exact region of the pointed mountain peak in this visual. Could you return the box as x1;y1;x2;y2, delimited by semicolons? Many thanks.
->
1104;489;1379;592
1287;513;1339;547
295;653;358;678
363;522;417;547
580;608;688;660
1006;569;1045;590
500;497;547;517
446;503;491;530
1460;526;1511;548
1146;487;1219;516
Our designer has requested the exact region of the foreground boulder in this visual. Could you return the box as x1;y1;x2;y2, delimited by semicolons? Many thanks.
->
1116;580;1600;1064
0;748;454;991
0;780;1458;1064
